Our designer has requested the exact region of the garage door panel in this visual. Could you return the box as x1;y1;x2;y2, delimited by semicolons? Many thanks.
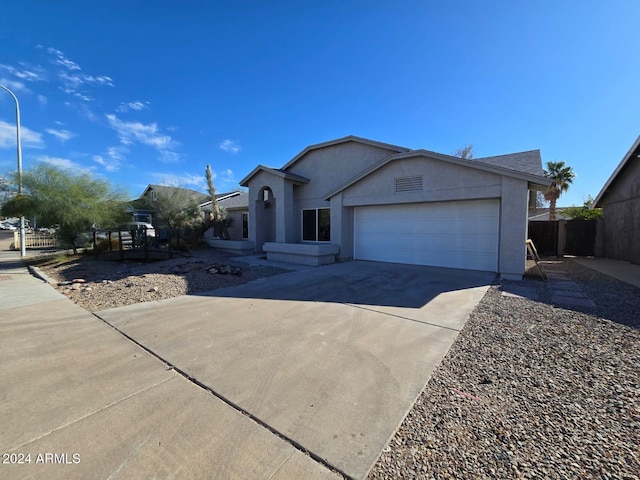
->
354;200;499;272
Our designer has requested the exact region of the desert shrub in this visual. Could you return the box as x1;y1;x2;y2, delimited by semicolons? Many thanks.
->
95;237;123;252
169;238;189;251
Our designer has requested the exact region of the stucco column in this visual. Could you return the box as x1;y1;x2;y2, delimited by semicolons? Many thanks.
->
281;181;295;243
267;177;296;243
248;189;257;245
499;177;529;280
330;193;349;260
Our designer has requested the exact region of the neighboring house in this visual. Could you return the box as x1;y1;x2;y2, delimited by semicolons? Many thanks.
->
201;191;249;240
239;135;552;280
594;135;640;265
528;208;570;221
128;184;245;229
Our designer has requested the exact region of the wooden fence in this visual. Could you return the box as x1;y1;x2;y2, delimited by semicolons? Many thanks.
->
13;231;60;249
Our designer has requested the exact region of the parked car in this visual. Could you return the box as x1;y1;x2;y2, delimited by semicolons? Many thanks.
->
122;222;156;237
0;222;17;230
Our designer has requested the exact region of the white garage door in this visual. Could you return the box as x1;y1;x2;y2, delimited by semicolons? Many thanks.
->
354;199;499;272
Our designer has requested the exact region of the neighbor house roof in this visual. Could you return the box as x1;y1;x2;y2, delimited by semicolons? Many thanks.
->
201;191;248;211
280;135;410;171
475;150;545;176
141;184;210;204
323;149;553;200
594;135;640;208
528;208;571;221
239;166;310;187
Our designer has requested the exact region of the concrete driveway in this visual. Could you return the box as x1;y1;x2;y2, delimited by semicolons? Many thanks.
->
96;261;494;479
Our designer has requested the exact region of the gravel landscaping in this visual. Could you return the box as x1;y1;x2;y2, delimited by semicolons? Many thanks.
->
34;249;289;312
35;252;640;479
368;259;640;480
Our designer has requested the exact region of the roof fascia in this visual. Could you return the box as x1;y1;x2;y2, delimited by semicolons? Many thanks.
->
594;135;640;207
199;191;242;208
240;165;310;187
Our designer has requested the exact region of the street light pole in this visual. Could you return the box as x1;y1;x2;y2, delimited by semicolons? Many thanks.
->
0;84;26;257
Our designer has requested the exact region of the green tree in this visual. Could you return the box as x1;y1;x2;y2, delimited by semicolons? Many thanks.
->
0;174;13;212
543;161;575;221
1;164;128;253
151;188;203;233
562;196;603;220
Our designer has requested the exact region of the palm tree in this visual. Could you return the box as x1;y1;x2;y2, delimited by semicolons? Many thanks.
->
543;161;575;221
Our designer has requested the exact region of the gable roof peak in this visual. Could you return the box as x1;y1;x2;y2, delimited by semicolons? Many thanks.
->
281;135;410;171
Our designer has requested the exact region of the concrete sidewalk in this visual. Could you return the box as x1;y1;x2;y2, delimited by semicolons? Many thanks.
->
570;257;640;289
0;238;340;480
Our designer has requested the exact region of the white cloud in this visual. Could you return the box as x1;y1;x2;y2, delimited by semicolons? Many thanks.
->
43;47;114;101
92;155;119;172
159;151;181;163
116;100;150;113
150;172;207;190
45;128;74;143
219;139;241;154
0;121;44;149
91;145;128;173
106;145;127;160
64;102;98;122
106;113;180;162
47;47;81;71
0;64;44;82
36;155;91;172
37;94;47;105
0;78;29;93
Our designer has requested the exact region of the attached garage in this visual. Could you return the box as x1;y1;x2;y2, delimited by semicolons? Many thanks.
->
353;199;500;272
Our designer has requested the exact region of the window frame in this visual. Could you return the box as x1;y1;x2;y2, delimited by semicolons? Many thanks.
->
242;212;249;239
301;207;330;243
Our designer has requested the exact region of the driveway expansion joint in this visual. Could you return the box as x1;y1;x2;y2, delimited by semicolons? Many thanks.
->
345;303;461;332
92;311;350;480
8;375;177;452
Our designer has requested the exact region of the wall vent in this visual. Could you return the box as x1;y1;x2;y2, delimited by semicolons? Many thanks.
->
395;176;423;193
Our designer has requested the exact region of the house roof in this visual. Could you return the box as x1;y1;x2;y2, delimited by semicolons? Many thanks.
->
594;135;640;208
528;208;571;221
201;191;248;210
475;150;545;176
323;149;553;200
280;135;410;171
239;166;310;187
141;184;210;204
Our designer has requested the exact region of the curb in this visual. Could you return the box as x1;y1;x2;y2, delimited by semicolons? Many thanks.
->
28;265;58;285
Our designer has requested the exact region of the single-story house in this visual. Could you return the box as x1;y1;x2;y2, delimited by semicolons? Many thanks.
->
129;184;244;228
238;135;552;280
594;135;640;265
202;191;250;240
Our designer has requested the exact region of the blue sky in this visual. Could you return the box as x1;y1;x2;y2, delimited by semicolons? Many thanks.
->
1;1;638;206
